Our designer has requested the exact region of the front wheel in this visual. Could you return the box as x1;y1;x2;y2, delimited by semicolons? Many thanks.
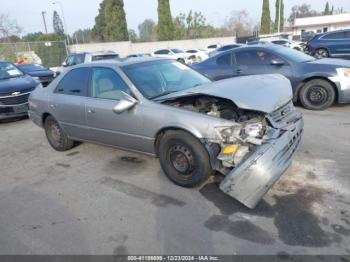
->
314;48;329;59
158;130;213;188
299;79;335;110
44;115;75;151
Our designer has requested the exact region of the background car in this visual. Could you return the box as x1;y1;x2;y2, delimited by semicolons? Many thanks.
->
305;29;350;59
17;63;55;87
62;51;120;68
185;49;209;63
0;60;38;120
126;53;151;58
151;48;193;64
270;39;304;51
192;44;350;110
209;44;243;57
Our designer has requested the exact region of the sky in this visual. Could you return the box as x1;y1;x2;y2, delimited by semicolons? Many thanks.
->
2;0;350;36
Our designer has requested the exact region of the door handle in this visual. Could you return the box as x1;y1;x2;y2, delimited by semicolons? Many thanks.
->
87;108;96;114
236;69;243;74
49;103;56;109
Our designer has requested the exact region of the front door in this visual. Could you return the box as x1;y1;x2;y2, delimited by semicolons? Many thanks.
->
85;67;150;153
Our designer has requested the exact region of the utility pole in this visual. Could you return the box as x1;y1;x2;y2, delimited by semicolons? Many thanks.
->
277;0;281;35
41;11;48;34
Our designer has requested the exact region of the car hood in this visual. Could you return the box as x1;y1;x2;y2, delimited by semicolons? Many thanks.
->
307;58;350;67
156;74;293;114
0;75;37;95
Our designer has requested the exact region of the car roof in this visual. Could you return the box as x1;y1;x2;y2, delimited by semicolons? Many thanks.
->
77;57;170;68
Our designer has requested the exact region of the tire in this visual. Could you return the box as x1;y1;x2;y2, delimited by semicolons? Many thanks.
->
314;48;329;59
44;115;75;151
299;79;335;110
158;130;213;188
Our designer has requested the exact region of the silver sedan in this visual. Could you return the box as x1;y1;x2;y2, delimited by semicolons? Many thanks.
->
28;58;303;209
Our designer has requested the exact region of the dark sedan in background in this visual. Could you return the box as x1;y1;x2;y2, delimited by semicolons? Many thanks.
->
305;29;350;59
0;61;38;120
192;44;350;110
17;63;55;87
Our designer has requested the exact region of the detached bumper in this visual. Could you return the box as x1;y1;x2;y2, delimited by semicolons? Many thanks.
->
219;117;304;209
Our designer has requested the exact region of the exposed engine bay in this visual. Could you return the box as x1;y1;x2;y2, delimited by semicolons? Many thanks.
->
163;95;270;171
162;95;265;122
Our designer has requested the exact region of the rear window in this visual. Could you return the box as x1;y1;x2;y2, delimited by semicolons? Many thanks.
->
91;54;119;61
55;68;90;96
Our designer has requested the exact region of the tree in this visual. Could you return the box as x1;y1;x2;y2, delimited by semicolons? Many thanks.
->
225;10;253;36
92;0;107;41
288;4;321;24
104;0;129;41
72;29;95;44
274;0;284;33
128;29;138;42
0;14;21;42
324;2;330;15
138;19;156;42
157;0;174;40
172;11;208;39
53;11;65;36
260;0;271;34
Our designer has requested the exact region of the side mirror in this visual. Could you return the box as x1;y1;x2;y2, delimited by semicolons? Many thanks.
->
271;58;285;66
112;92;137;114
62;61;67;67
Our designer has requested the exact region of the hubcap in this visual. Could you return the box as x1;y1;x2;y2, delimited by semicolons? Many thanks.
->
169;145;194;174
49;121;62;144
307;86;327;105
316;50;328;58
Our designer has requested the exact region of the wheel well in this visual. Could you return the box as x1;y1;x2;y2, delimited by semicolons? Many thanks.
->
42;112;51;126
154;128;203;156
295;76;338;102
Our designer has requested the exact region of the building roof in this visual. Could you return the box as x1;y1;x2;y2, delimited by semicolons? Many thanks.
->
294;13;350;28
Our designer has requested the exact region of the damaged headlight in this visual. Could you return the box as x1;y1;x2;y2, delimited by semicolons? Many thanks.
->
215;126;242;143
243;122;265;138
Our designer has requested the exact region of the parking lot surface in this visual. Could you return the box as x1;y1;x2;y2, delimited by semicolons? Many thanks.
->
0;106;350;255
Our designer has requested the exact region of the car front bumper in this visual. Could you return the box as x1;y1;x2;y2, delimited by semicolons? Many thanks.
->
0;103;29;120
219;115;304;209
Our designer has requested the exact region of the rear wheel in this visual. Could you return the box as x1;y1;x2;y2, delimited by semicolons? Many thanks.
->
314;48;329;59
158;130;213;188
299;79;335;110
44;115;75;151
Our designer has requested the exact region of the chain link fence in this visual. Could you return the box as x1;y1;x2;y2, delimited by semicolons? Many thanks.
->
0;40;68;68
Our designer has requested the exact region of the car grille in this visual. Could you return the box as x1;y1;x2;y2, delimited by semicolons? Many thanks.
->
268;100;298;128
0;87;34;97
273;129;303;166
0;92;31;106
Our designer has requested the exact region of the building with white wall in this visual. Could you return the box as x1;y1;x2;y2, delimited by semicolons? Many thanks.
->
292;13;350;35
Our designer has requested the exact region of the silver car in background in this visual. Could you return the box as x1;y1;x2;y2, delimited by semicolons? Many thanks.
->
28;58;303;209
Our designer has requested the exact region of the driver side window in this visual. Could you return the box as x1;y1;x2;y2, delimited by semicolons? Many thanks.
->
235;50;280;66
91;67;130;101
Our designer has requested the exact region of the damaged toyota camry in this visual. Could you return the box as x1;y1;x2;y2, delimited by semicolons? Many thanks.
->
28;58;303;209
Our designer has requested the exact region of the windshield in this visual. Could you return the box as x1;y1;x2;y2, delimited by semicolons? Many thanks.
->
171;49;184;54
0;62;24;80
123;60;211;99
17;64;47;72
274;46;315;63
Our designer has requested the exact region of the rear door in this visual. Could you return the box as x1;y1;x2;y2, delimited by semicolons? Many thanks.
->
204;52;238;80
232;49;293;79
50;67;90;140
